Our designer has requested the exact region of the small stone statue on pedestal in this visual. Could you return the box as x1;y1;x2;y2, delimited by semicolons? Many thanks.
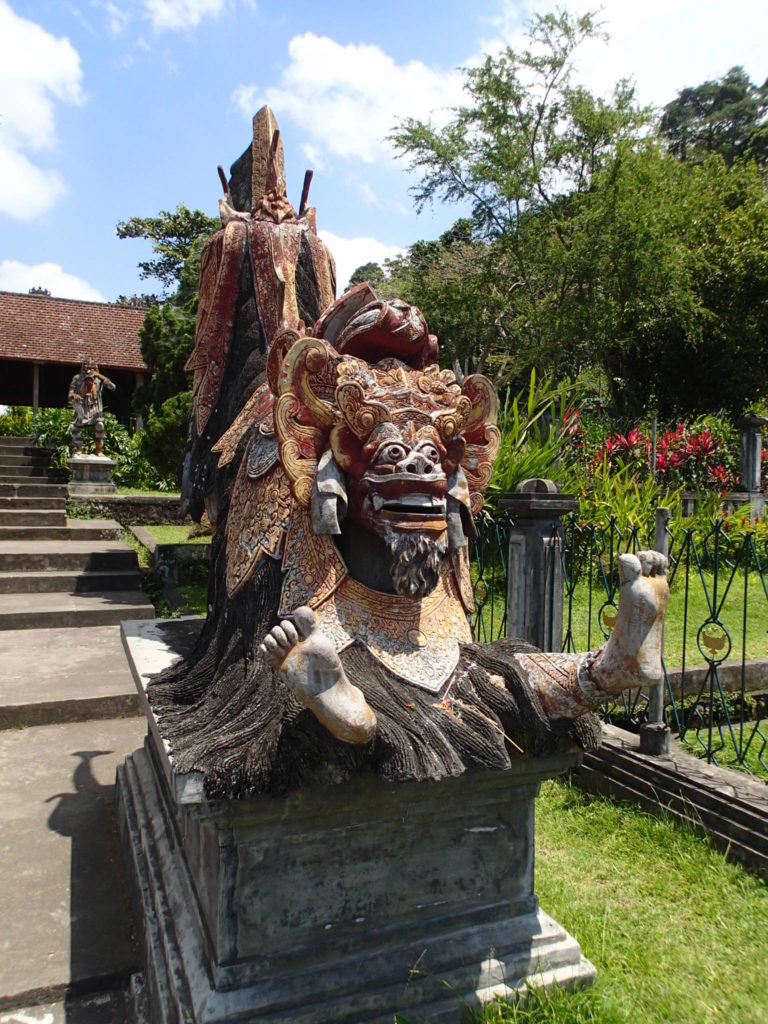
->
68;361;116;456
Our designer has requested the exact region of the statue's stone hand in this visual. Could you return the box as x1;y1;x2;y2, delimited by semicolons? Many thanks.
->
259;606;377;745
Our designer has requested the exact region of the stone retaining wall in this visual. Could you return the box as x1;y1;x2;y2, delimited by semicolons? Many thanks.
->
574;724;768;880
69;494;187;525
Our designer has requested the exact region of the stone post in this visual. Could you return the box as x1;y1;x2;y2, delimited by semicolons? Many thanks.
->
730;413;767;518
500;479;577;653
639;506;671;755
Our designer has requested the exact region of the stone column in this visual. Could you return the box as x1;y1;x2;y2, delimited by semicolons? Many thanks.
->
501;479;577;653
731;413;768;518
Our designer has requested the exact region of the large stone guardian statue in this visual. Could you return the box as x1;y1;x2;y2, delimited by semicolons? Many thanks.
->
118;107;668;1024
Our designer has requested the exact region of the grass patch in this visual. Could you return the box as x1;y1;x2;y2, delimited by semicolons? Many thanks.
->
145;524;211;545
680;717;768;775
470;778;768;1024
116;487;181;497
175;581;209;616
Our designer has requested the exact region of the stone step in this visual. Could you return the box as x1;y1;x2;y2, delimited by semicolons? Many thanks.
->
575;725;768;880
0;540;137;573
0;509;67;527
0;569;143;594
0;495;67;509
0;591;155;629
0;482;68;498
0;463;65;477
582;747;768;858
0;518;122;542
0;435;32;447
0;450;51;463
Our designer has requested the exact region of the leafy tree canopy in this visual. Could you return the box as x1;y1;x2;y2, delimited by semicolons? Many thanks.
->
347;261;390;293
118;207;217;478
386;10;768;417
116;204;218;298
660;66;768;169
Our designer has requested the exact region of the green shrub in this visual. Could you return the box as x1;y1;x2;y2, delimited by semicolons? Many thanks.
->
572;458;683;538
487;371;575;510
31;407;174;490
0;406;33;436
140;390;193;482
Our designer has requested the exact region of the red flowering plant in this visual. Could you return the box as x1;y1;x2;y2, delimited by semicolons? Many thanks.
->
654;418;738;495
590;425;652;479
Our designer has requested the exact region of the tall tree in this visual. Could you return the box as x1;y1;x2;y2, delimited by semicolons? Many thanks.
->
389;10;648;379
660;67;768;169
118;208;217;474
116;204;218;299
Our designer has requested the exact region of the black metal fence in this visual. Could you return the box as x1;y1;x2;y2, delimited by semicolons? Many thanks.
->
470;510;768;779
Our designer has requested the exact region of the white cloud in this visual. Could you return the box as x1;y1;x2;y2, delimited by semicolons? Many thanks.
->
301;142;326;173
231;82;260;117
143;0;226;31
0;260;105;301
319;231;405;294
233;33;465;165
101;1;131;34
488;1;768;111
0;2;84;220
0;148;67;220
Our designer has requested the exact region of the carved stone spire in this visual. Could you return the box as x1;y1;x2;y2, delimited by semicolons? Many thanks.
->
251;105;285;210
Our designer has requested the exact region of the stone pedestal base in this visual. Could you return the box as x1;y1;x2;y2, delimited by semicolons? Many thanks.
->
639;721;671;755
68;454;117;495
117;621;596;1024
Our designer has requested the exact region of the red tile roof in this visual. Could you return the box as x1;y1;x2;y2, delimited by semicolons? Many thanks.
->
0;291;148;372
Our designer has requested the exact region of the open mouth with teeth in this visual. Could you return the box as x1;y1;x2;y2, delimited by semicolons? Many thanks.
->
359;482;448;531
368;493;447;520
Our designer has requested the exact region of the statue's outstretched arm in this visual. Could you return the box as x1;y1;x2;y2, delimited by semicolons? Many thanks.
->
512;550;669;719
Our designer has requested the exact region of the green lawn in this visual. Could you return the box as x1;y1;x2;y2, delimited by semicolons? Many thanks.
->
680;718;768;775
472;779;768;1024
175;581;209;615
145;524;211;544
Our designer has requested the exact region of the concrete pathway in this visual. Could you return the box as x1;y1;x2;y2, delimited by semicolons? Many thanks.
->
0;441;152;1018
0;624;146;1019
0;717;145;1012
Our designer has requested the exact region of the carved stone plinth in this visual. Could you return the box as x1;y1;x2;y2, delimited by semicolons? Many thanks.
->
67;453;117;495
117;620;596;1024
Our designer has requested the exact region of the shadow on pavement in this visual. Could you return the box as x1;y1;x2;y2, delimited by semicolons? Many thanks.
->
46;751;138;1024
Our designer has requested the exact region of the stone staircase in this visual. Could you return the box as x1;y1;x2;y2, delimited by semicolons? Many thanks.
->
0;437;153;629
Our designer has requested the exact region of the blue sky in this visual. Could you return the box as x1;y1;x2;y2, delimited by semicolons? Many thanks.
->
1;0;767;301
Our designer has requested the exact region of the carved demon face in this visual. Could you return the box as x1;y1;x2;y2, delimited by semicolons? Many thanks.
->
268;295;500;598
346;420;448;539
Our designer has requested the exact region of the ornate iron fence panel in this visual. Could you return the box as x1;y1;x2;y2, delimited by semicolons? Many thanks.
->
469;509;513;643
560;513;768;778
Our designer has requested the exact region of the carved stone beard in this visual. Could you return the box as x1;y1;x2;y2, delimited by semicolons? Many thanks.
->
384;530;447;598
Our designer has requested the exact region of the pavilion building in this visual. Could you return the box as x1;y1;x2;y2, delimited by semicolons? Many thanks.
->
0;290;149;426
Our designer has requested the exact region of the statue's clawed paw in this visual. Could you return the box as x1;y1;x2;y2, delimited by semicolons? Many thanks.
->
259;606;317;667
258;606;377;745
619;550;668;584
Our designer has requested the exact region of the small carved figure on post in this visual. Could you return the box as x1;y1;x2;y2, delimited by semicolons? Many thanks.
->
68;361;116;456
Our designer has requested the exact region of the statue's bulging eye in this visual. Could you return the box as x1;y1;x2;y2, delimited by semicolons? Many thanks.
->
379;443;407;464
420;445;440;464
